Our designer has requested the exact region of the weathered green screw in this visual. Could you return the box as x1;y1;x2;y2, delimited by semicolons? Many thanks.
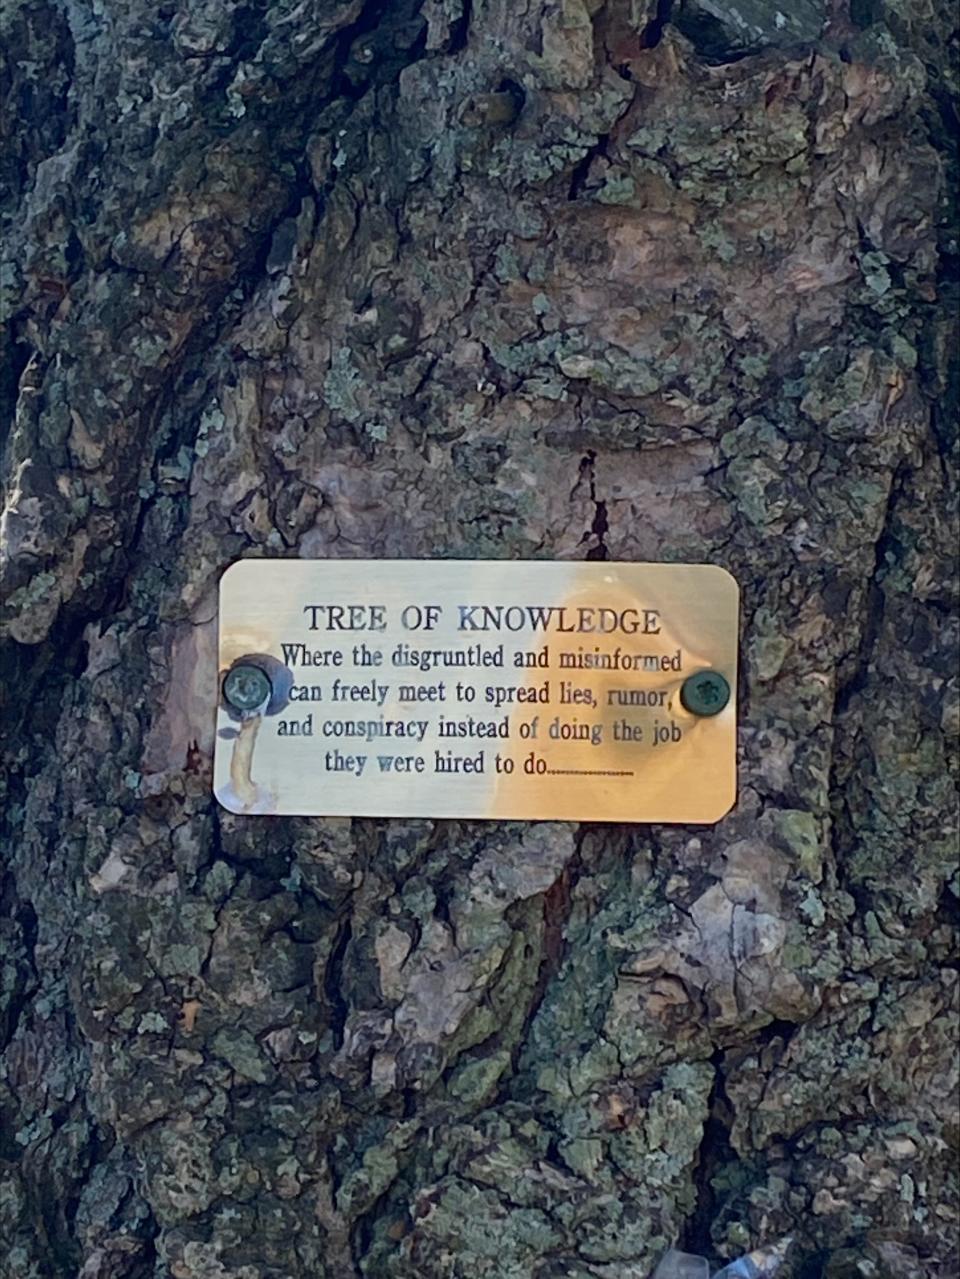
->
223;663;272;713
680;670;731;717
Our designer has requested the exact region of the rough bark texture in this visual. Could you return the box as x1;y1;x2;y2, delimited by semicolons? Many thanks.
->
1;1;958;1276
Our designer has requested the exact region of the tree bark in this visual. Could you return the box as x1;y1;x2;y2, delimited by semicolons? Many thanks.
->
1;2;957;1277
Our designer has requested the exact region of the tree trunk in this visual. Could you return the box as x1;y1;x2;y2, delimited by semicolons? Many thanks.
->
1;2;957;1277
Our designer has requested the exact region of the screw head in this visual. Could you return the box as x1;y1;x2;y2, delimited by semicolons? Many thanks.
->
223;663;273;714
680;670;731;717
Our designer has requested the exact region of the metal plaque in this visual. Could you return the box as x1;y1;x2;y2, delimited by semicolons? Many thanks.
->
214;560;739;822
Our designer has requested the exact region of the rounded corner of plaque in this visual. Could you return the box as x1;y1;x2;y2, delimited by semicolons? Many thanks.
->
704;782;738;825
219;559;249;592
213;784;243;815
702;563;740;601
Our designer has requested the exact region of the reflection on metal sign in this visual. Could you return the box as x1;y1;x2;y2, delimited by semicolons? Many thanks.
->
214;559;739;822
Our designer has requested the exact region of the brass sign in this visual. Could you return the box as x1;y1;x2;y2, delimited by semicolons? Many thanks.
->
214;560;739;822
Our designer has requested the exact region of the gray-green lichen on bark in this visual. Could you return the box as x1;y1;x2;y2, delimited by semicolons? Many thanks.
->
1;0;957;1276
